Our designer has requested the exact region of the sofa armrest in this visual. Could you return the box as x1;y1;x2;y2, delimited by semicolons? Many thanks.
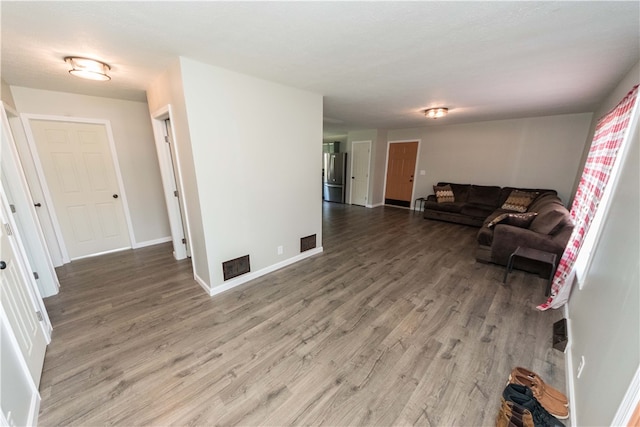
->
491;224;565;265
426;194;437;202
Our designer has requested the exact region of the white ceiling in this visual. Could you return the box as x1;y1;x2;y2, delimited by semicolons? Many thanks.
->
2;2;639;137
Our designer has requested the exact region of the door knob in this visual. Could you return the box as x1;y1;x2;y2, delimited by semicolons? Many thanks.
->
34;203;42;207
0;261;6;270
113;194;119;199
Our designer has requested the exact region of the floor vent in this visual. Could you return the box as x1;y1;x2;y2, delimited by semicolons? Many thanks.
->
300;234;317;252
553;318;568;352
222;255;250;281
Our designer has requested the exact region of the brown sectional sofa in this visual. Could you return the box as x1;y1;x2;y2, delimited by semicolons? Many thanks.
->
424;182;573;274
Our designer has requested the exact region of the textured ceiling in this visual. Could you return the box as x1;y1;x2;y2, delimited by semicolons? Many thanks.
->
2;1;639;136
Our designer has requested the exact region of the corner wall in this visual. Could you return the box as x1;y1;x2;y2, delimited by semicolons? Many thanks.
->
178;57;323;292
387;113;593;204
147;60;210;287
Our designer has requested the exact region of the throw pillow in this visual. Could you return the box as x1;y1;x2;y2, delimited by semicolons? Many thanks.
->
434;184;455;203
501;190;539;212
487;212;538;228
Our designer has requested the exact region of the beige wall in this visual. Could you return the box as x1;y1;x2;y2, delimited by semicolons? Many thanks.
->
177;57;323;291
387;113;593;204
567;61;640;425
147;60;210;285
371;129;388;207
10;86;171;245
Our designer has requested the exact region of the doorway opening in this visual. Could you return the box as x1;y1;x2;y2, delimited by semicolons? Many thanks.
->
150;106;191;261
349;140;372;207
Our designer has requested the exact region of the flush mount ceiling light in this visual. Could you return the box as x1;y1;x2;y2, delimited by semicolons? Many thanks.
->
64;57;111;81
424;107;448;119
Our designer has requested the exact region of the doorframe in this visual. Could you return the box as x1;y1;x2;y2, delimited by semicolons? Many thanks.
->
149;105;191;261
21;114;136;262
349;140;372;206
1;103;60;298
382;139;422;209
0;184;52;341
5;107;64;267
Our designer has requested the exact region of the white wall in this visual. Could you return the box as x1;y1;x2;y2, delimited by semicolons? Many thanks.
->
567;61;640;426
147;60;210;286
387;113;593;204
10;86;170;245
178;57;323;292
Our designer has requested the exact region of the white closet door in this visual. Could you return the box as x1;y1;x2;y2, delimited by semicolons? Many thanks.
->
29;120;131;259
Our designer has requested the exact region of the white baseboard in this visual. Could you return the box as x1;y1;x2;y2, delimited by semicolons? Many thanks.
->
71;246;130;261
563;304;577;427
367;202;384;208
193;272;211;294
132;236;172;249
209;247;324;297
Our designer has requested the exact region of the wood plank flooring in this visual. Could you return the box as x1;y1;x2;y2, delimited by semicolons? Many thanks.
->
38;203;566;426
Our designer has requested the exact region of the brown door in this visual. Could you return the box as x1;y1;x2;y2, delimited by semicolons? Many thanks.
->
384;141;418;207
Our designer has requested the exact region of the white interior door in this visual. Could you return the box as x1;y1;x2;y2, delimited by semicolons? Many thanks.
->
350;141;371;206
164;119;190;257
28;119;131;260
150;106;189;261
1;105;60;298
0;190;48;386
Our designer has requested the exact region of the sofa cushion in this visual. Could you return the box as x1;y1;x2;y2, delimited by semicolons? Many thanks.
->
499;188;557;207
468;185;501;206
477;226;493;246
434;184;455;203
487;212;538;228
438;183;471;203
501;190;539;212
528;192;560;213
529;205;568;235
424;200;464;213
461;203;496;218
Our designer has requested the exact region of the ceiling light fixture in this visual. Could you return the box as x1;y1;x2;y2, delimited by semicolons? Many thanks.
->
424;107;448;119
64;57;111;81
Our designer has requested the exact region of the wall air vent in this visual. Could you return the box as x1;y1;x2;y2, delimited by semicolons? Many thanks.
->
300;234;317;252
222;255;250;281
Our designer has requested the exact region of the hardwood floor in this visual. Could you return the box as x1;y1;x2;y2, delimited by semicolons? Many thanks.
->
38;203;566;426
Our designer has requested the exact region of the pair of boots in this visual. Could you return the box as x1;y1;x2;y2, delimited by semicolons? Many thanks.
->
497;367;568;427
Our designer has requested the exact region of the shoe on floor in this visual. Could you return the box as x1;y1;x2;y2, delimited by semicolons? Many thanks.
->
496;398;534;427
502;383;565;427
509;373;569;419
510;366;569;406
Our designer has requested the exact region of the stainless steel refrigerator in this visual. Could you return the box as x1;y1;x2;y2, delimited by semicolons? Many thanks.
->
323;152;347;203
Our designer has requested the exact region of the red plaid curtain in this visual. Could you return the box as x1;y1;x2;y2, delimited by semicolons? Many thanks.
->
538;85;639;310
